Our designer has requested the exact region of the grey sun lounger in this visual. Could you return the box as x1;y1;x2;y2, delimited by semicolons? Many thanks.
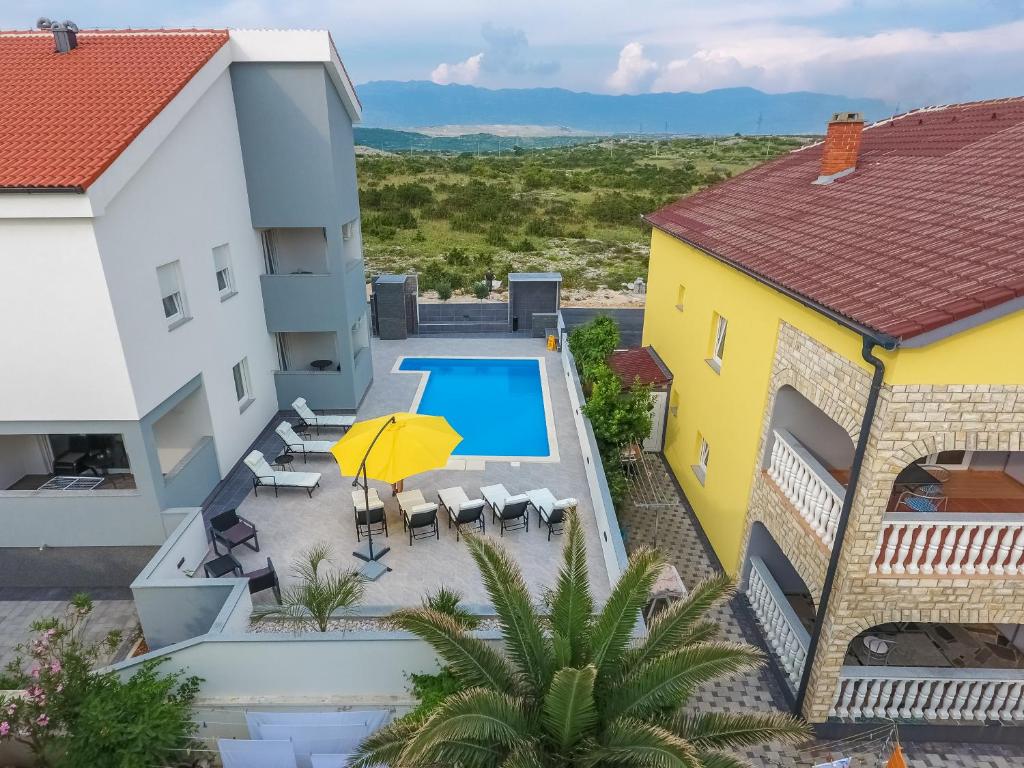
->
437;486;486;541
526;488;578;540
275;421;336;462
243;450;322;498
292;397;357;434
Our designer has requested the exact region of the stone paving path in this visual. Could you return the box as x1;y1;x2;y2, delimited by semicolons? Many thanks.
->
617;457;1023;768
0;599;139;673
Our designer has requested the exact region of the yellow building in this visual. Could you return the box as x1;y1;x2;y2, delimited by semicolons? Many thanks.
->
641;101;1024;727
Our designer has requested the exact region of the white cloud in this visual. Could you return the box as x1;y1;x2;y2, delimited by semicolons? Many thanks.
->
606;42;658;93
647;19;1024;102
431;52;485;85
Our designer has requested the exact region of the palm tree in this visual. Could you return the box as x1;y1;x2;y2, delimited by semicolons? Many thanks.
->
251;543;365;632
352;512;809;767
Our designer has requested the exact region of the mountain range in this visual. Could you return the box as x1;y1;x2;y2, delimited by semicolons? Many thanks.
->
355;81;894;136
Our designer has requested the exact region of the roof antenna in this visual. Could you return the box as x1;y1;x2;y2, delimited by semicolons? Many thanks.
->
37;17;79;53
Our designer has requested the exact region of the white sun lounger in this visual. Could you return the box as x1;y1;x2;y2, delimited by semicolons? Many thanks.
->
244;451;322;498
219;739;297;768
352;488;384;513
437;486;486;540
480;483;530;535
526;488;578;540
276;421;336;462
292;397;357;434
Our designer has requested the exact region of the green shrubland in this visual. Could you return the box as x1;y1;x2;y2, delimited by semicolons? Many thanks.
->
357;135;807;292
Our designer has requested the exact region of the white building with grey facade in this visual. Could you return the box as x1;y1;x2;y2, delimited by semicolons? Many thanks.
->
0;27;370;585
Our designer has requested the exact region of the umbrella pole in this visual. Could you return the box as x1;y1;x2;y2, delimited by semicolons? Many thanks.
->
352;417;395;580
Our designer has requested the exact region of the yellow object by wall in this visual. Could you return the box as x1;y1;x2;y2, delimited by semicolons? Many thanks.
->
641;228;1024;572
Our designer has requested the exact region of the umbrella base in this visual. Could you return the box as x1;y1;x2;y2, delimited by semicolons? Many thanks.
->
353;542;390;562
357;559;390;581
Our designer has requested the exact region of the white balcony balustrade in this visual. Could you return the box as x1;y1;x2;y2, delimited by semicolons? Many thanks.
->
830;667;1024;722
745;557;810;691
871;513;1024;576
767;429;845;548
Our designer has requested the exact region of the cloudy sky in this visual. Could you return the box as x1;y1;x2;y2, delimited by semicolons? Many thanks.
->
4;1;1023;106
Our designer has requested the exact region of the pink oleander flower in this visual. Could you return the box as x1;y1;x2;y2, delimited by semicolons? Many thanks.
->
5;704;16;716
49;661;61;675
35;714;48;727
0;721;9;736
45;628;57;638
30;666;40;680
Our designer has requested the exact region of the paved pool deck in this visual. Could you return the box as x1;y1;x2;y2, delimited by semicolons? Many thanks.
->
228;336;613;610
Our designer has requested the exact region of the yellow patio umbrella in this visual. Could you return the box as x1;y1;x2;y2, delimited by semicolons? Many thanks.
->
330;412;462;578
330;412;462;484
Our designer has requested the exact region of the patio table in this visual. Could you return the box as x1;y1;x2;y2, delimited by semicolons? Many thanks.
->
204;553;243;578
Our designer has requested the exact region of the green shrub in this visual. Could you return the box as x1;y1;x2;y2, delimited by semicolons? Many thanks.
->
473;281;489;300
422;587;480;630
406;666;464;722
525;217;563;237
568;315;619;380
512;237;536;252
484;224;509;247
435;280;452;301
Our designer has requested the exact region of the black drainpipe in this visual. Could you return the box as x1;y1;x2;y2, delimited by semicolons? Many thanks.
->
794;334;895;715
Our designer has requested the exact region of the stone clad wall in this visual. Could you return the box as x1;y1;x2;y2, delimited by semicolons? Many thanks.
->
737;321;1024;722
803;382;1024;721
738;321;871;599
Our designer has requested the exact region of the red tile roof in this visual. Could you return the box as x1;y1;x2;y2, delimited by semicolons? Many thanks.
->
609;347;673;388
646;97;1024;341
0;29;229;190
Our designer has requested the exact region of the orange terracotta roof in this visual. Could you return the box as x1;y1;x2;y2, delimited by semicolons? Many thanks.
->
0;29;229;190
609;347;673;388
646;97;1024;341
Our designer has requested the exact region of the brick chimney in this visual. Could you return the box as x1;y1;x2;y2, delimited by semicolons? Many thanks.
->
815;111;863;184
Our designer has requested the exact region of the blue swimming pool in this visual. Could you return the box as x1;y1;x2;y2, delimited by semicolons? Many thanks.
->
399;357;551;457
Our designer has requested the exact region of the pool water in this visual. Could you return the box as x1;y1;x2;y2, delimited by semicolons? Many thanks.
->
400;357;551;457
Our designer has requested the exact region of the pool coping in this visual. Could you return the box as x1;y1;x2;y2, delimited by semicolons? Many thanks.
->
391;355;560;464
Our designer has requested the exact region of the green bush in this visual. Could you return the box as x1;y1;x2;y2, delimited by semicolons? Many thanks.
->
435;280;453;301
512;237;536;252
567;315;619;381
473;281;489;300
484;224;509;247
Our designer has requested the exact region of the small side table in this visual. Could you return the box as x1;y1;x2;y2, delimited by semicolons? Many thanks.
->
204;553;243;578
273;453;294;471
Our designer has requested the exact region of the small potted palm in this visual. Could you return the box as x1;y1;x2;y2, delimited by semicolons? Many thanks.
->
251;543;365;632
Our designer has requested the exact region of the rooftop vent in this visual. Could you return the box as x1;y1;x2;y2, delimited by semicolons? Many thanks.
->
37;17;79;53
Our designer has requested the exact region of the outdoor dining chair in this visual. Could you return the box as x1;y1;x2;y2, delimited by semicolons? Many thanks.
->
245;557;281;604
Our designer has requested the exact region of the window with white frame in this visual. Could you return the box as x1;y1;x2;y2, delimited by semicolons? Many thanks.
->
156;261;188;327
232;358;252;408
693;432;710;484
213;244;235;299
708;313;727;370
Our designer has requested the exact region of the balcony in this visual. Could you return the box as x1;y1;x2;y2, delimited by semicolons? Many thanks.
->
872;452;1024;576
766;428;846;548
260;274;343;332
831;621;1024;722
745;555;811;692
